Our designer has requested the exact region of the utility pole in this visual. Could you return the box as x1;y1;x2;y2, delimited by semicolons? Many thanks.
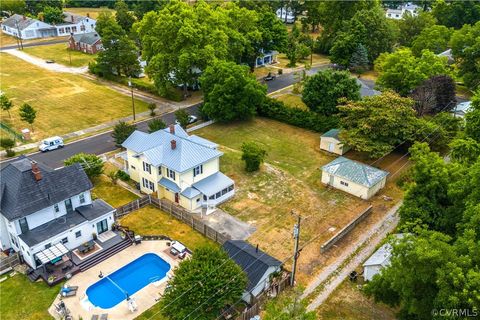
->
290;210;302;286
14;20;23;50
128;77;136;121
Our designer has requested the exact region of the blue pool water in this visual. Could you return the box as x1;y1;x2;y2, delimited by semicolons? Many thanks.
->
86;253;171;309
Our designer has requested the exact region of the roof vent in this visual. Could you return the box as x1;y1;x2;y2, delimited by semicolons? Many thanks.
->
171;140;177;150
31;161;42;181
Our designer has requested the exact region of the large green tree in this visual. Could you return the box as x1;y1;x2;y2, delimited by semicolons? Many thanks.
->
161;246;247;320
464;91;480;142
432;0;480;29
263;288;316;320
397;11;436;47
450;21;480;90
200;60;266;122
411;25;453;56
19;103;36;131
375;48;450;96
114;0;136;32
64;153;104;178
302;69;360;116
40;6;64;24
0;0;26;16
0;94;13;118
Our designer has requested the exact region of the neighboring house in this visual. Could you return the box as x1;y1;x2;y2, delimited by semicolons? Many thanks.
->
437;49;454;64
223;240;282;304
1;14;56;39
363;234;405;281
452;101;472;118
255;49;278;68
68;32;102;54
276;7;295;23
121;124;235;214
55;12;96;37
385;3;419;19
320;129;350;155
0;156;115;270
357;78;381;98
321;157;389;200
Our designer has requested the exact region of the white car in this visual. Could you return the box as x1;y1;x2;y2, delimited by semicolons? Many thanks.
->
175;115;198;125
39;136;64;152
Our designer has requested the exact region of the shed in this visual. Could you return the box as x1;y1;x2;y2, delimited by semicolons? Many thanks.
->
363;234;405;281
320;129;350;155
321;157;389;200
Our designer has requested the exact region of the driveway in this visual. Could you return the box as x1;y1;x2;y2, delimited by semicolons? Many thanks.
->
201;209;256;240
2;48;87;74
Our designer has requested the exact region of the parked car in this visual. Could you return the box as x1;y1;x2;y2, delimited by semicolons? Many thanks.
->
45;60;55;64
175;115;198;125
263;72;276;81
39;136;64;152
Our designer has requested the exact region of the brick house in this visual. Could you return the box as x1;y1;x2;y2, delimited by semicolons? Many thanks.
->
68;32;102;54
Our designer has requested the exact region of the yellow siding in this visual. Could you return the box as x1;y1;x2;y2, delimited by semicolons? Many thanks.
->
179;158;220;186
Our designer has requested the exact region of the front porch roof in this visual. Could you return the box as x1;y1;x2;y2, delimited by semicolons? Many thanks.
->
192;172;234;196
159;177;181;193
35;242;69;265
181;187;201;199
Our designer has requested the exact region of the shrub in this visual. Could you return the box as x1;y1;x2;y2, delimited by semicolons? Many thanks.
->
6;149;16;157
116;170;130;182
257;97;339;133
64;153;104;178
107;170;118;184
148;103;156;116
175;109;190;128
148;118;167;133
1;138;15;157
112;121;136;146
241;141;267;172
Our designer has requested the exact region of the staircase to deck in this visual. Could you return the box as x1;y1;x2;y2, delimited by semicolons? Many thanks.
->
77;237;133;272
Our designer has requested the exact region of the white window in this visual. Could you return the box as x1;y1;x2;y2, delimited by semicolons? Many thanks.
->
167;168;175;180
54;203;59;213
61;237;68;244
193;165;203;177
79;193;86;204
143;162;151;174
75;231;82;238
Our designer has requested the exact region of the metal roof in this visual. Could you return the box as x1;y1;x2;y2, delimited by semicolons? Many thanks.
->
70;32;101;45
159;177;181;193
321;129;340;140
1;14;38;30
363;243;392;267
192;172;234;196
122;125;222;173
181;187;201;199
356;79;381;97
322;157;389;187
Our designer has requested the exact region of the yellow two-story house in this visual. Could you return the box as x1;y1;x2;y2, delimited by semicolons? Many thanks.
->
121;124;235;214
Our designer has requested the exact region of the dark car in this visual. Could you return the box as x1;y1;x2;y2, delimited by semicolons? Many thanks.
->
263;72;276;81
45;60;55;64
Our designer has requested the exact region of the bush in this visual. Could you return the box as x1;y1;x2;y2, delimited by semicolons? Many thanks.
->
257;97;339;133
175;109;190;128
1;138;15;157
112;121;136;146
64;153;104;178
148;103;156;116
241;141;267;172
116;170;130;182
148;118;167;133
6;149;16;157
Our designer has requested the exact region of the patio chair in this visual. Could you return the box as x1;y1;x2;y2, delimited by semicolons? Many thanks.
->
100;313;108;320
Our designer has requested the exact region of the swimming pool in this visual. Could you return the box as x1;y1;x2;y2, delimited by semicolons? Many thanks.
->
86;253;171;309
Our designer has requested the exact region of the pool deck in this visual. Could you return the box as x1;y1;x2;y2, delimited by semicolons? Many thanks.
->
48;240;181;320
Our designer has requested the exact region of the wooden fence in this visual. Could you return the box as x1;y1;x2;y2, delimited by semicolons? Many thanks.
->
115;195;231;245
320;205;373;253
0;253;20;275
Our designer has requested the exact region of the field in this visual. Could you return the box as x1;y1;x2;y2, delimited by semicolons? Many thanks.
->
64;7;115;19
0;31;69;48
23;43;97;67
0;53;148;141
196;118;405;284
0;272;60;320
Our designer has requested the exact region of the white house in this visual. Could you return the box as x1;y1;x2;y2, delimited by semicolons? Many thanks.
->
321;157;389;200
385;3;419;19
363;234;405;281
54;12;96;37
320;129;350;155
222;240;282;304
255;49;278;68
452;101;472;118
0;156;115;270
1;14;56;39
276;7;295;23
121;124;235;214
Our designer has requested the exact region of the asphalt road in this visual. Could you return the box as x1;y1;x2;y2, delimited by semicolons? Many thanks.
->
0;39;67;51
0;64;330;169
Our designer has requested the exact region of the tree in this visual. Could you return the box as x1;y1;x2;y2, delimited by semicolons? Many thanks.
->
147;103;156;116
450;138;480;165
95;11;118;37
302;69;360;115
147;118;166;133
112;121;136;146
397;11;436;47
338;92;420;158
432;0;480;29
0;0;26;16
241;141;267;172
200;61;266;122
465;91;480;142
263;288;316;320
161;246;247;320
114;0;135;32
174;109;190;129
19;103;36;131
0;94;13;118
64;153;104;178
25;0;61;15
450;22;480;90
41;6;64;24
411;75;456;115
411;25;453;56
284;23;305;67
349;43;369;73
375;48;450;96
0;138;15;157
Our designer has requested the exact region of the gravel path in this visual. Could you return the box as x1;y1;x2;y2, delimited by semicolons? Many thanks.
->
303;201;402;311
2;48;88;74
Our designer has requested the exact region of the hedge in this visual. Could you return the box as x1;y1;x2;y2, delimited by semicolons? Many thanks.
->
257;97;339;133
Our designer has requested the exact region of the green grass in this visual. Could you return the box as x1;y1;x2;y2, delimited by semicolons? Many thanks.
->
275;93;308;110
64;7;115;19
119;205;217;251
0;53;148;141
91;175;139;207
0;272;61;320
24;43;97;67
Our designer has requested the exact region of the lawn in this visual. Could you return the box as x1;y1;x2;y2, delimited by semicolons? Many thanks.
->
0;31;68;48
24;43;97;67
276;53;330;69
195;118;404;284
316;280;396;320
274;93;308;110
0;272;61;320
0;53;148;141
91;175;139;207
64;7;115;19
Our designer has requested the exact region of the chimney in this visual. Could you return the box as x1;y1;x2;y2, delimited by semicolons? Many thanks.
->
169;124;175;135
170;140;177;150
31;161;42;181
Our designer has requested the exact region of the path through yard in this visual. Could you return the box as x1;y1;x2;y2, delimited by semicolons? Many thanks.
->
2;48;88;74
303;201;402;311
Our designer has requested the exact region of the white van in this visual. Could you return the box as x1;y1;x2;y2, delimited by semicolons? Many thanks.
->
39;136;64;152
